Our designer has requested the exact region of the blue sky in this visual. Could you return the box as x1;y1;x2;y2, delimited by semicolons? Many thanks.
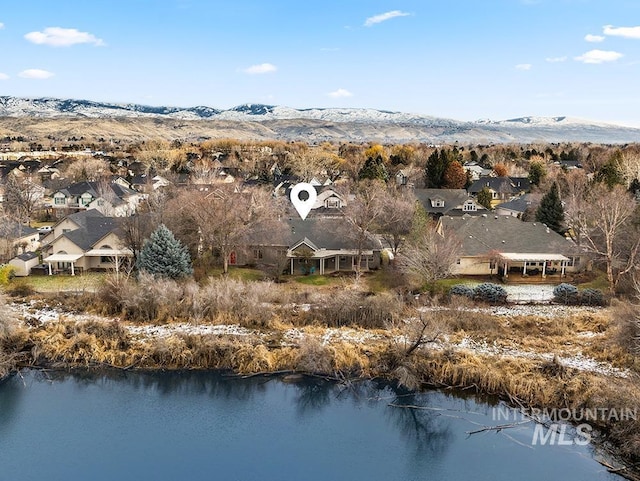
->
1;0;640;126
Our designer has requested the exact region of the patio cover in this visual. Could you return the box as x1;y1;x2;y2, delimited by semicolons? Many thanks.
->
499;253;570;262
84;248;133;257
42;254;83;262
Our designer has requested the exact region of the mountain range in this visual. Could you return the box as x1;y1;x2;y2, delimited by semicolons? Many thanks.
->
0;96;638;144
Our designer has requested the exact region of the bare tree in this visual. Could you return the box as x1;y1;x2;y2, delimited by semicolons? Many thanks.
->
1;175;43;223
173;184;285;274
558;169;590;245
63;157;111;182
377;186;416;255
397;222;461;286
576;184;640;293
341;180;386;280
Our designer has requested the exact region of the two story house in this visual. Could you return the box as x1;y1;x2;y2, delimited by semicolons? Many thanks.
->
51;180;145;217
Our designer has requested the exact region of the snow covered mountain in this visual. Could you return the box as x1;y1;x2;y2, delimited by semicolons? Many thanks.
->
0;96;638;144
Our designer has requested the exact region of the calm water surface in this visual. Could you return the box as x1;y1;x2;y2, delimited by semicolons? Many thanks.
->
0;370;621;481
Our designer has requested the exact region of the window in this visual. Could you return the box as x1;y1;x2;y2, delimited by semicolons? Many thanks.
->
253;249;263;260
101;256;112;263
62;229;71;234
97;199;105;206
463;201;477;212
326;198;341;209
491;191;499;199
432;199;445;208
54;196;66;205
456;258;461;265
489;261;496;269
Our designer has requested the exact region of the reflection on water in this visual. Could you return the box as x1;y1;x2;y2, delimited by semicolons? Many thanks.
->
0;370;622;481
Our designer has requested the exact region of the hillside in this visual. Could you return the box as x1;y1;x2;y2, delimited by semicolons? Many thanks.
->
0;96;639;144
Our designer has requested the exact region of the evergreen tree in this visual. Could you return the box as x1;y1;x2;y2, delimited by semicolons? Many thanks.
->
424;148;459;188
477;187;493;210
528;161;547;186
358;155;389;181
535;182;565;234
595;151;625;189
137;224;193;279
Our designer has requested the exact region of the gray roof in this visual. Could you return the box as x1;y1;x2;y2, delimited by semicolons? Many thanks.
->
440;215;581;257
495;193;540;214
64;208;107;230
62;216;122;251
414;188;484;215
287;217;381;250
468;176;531;195
58;181;139;204
15;251;38;261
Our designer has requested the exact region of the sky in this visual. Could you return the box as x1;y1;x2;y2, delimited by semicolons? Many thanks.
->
1;0;640;126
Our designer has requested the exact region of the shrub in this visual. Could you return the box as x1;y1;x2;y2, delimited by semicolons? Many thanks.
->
580;288;606;306
307;291;404;329
473;283;507;304
4;281;35;298
553;283;579;305
0;265;15;285
449;284;474;298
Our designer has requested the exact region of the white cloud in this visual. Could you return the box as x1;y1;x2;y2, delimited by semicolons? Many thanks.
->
0;73;9;80
584;34;605;43
545;56;567;63
0;23;4;29
574;49;623;64
515;63;532;71
243;63;277;74
19;69;55;79
24;27;105;47
364;10;410;27
328;88;353;98
603;25;640;39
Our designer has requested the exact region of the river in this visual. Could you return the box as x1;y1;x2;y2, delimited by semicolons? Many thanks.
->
0;370;622;481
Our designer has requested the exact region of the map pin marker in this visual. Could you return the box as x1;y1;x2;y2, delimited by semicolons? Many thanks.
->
290;182;317;220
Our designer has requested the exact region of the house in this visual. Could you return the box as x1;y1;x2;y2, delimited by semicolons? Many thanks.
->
463;162;492;181
0;222;40;263
395;170;408;186
41;209;132;275
439;214;586;279
310;186;346;215
413;189;485;218
9;251;40;277
235;217;383;275
494;193;540;218
467;176;531;205
51;180;145;217
131;174;171;193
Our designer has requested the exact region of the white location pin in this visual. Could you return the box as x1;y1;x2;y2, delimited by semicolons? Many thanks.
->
290;182;317;220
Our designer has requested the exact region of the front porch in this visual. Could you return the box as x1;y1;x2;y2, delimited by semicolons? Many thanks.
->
288;250;375;275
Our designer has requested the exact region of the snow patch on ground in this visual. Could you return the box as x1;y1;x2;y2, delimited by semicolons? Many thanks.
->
419;304;601;318
7;300;626;378
455;337;629;378
126;323;254;338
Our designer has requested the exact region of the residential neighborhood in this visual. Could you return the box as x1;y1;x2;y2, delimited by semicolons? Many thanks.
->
2;139;634;289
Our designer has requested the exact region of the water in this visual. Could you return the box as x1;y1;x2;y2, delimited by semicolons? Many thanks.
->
0;370;621;481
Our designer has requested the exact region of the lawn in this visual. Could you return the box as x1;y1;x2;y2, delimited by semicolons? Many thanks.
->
10;272;107;293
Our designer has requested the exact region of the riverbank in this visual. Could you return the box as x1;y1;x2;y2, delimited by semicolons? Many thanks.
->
1;288;639;479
